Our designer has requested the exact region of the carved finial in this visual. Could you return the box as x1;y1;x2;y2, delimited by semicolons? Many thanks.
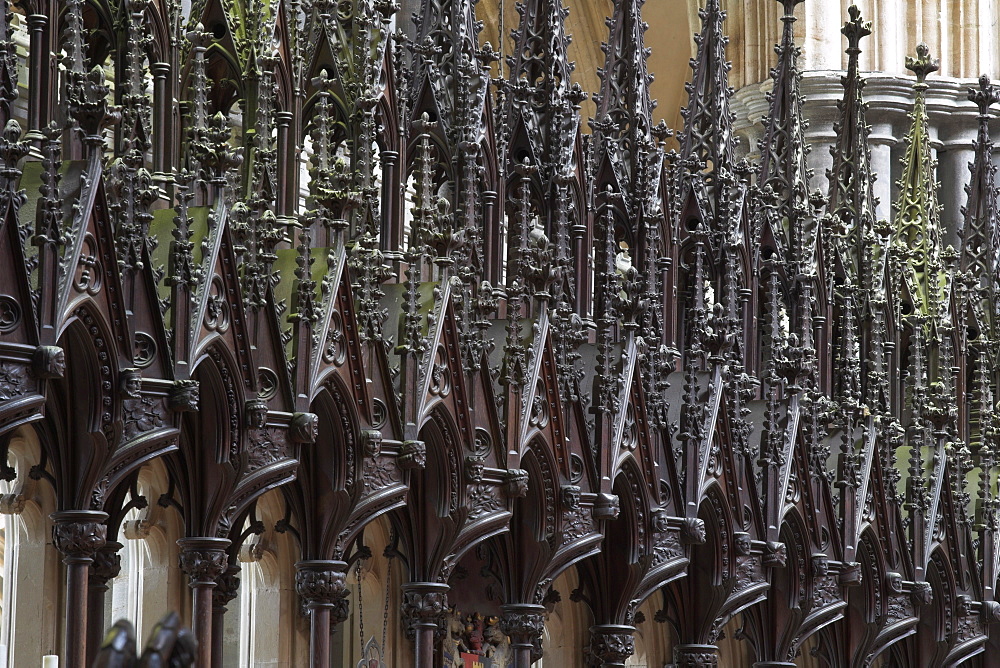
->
970;74;999;118
843;5;872;52
906;43;939;85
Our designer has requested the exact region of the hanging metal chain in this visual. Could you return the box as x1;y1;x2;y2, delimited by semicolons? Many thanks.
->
381;530;395;653
356;558;365;652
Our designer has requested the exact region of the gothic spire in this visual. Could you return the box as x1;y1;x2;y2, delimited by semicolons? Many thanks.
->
958;75;999;288
591;0;661;219
678;0;737;173
827;5;878;283
757;0;811;262
893;44;944;316
505;0;582;173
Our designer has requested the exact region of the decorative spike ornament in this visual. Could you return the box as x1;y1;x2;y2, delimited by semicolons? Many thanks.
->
757;0;811;265
893;44;943;317
828;5;879;285
679;0;738;176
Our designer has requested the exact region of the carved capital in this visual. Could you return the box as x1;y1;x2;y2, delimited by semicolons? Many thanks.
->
500;604;545;649
50;510;108;563
401;582;448;639
673;644;719;668
177;537;230;586
295;560;350;624
0;493;25;515
399;440;427;470
589;625;635;666
213;565;241;610
290;412;319;444
503;468;529;498
593;493;620;520
89;541;123;589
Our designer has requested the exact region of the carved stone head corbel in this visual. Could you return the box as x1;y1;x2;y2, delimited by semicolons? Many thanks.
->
503;469;529;498
680;517;706;544
593;493;620;520
360;429;382;456
399;440;426;470
245;399;268;429
32;345;66;379
168;380;200;412
560;484;582;510
464;455;486;483
290;412;319;444
120;367;142;400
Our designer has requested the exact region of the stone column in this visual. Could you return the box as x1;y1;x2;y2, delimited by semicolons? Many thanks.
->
380;150;400;252
51;510;108;668
86;540;122;666
24;14;48;145
589;624;635;668
177;537;230;668
150;62;172;184
500;604;545;668
295;560;350;668
673;644;720;668
402;582;449;668
211;564;241;667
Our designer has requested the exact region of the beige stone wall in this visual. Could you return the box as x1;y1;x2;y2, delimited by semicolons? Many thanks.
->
476;0;1000;134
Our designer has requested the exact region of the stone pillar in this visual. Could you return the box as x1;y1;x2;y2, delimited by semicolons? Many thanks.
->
481;190;499;283
500;604;545;668
275;111;294;218
588;624;635;668
150;63;172;183
51;510;109;668
401;582;449;668
86;540;122;667
380;150;400;252
673;644;720;668
295;560;350;668
24;14;48;144
211;564;241;667
177;537;230;668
